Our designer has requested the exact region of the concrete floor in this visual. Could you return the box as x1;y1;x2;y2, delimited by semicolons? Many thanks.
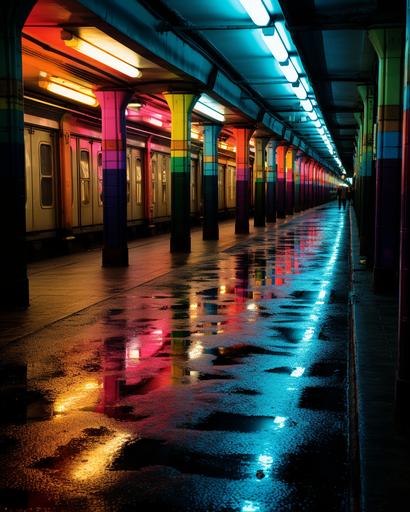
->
0;205;351;511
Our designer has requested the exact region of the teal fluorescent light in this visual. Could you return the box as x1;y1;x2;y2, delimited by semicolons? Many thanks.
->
293;81;307;100
193;94;225;122
300;99;313;112
261;27;288;62
239;0;270;26
281;60;298;83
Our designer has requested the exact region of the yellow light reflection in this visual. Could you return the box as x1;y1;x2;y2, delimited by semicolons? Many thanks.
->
188;340;204;359
71;432;130;481
54;380;100;416
219;285;227;294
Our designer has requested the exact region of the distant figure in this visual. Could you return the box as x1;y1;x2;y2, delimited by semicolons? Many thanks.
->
337;186;347;210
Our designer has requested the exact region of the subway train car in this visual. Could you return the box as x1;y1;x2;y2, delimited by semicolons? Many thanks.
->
23;99;240;254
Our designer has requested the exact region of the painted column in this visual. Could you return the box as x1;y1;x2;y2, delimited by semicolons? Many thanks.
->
266;139;278;223
0;1;35;308
285;147;295;215
358;85;375;263
254;137;269;227
276;144;287;218
301;156;309;209
164;92;199;252
396;0;410;424
369;28;403;291
202;123;222;240
233;127;254;234
294;151;302;212
96;89;132;266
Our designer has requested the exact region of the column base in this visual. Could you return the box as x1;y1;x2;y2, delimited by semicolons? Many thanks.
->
254;218;265;228
373;267;397;293
0;277;29;310
102;246;129;267
395;378;410;430
235;222;249;235
203;226;219;241
170;236;191;253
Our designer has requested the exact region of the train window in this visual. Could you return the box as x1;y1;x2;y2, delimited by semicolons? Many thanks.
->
40;143;53;207
136;157;142;205
126;156;131;203
161;155;167;203
80;150;90;205
151;156;157;204
97;152;103;205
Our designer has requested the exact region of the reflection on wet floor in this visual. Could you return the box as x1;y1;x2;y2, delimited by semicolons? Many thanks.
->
0;205;350;511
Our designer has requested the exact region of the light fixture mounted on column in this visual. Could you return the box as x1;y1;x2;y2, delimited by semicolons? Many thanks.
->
61;29;142;79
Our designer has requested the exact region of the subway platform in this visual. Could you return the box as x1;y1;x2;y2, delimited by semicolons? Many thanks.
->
0;203;406;511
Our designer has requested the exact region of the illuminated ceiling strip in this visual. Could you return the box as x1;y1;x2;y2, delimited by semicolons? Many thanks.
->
62;32;142;78
194;99;225;122
39;76;98;107
241;2;343;170
239;0;270;26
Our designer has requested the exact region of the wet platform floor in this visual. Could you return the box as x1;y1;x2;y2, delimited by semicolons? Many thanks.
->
0;204;351;511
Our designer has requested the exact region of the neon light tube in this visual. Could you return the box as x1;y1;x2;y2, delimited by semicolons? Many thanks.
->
307;110;318;121
313;119;321;128
194;101;225;122
293;81;307;100
63;34;142;78
300;99;313;112
317;127;324;135
39;77;98;106
239;0;270;26
261;27;288;63
280;60;298;83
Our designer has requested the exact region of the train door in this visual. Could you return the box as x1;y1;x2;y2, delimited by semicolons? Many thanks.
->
132;148;144;221
190;159;198;213
150;153;158;218
92;142;103;225
158;153;169;218
24;128;34;232
29;127;57;231
218;163;226;210
226;164;236;208
70;137;79;227
126;148;132;220
78;139;93;226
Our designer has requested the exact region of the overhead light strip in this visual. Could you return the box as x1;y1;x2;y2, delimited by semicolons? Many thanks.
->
238;0;343;172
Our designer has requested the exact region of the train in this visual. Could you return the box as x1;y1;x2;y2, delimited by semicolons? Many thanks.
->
23;98;244;256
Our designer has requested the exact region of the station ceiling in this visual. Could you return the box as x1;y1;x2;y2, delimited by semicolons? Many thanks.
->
22;0;406;175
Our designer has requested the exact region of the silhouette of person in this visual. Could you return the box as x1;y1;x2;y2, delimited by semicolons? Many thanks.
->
337;186;347;210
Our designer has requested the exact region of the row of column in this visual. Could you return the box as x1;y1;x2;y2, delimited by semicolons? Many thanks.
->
0;2;336;309
353;23;410;424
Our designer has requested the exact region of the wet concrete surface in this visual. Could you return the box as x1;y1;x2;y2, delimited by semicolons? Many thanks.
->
0;204;350;511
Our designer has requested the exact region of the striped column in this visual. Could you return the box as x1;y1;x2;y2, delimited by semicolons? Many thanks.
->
285;147;295;215
396;0;410;424
164;92;199;252
233;127;254;234
96;89;133;266
266;139;278;223
276;145;287;218
254;137;269;227
202;123;222;240
294;151;302;212
358;85;375;262
369;28;403;292
0;1;35;308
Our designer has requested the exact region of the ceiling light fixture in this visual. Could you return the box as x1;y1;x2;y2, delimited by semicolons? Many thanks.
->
61;31;142;78
261;27;288;63
293;81;307;100
239;0;270;26
194;95;225;122
39;74;98;107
